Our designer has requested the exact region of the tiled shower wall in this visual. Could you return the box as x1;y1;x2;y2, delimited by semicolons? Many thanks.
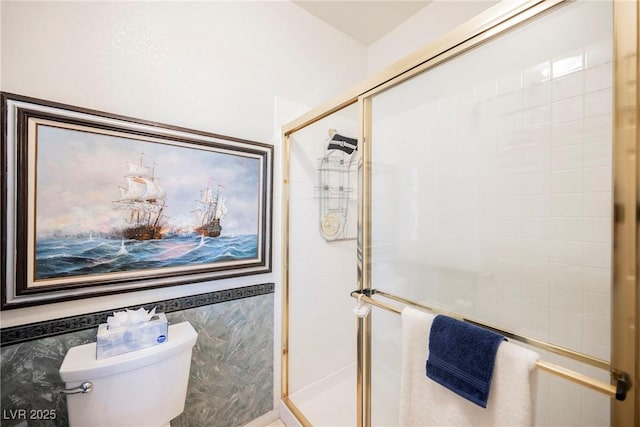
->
370;1;612;425
1;286;273;427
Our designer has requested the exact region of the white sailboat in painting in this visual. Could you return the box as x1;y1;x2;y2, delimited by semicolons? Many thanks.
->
114;155;166;240
194;182;228;237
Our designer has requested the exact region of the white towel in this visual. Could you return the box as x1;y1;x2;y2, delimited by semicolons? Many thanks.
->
400;307;539;427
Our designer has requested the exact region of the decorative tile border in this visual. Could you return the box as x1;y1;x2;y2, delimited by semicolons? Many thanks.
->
0;283;274;346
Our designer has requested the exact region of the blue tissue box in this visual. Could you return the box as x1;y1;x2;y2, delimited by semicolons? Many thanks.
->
96;313;168;359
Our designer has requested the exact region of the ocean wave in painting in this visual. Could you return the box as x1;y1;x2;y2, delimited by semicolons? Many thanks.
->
35;234;258;279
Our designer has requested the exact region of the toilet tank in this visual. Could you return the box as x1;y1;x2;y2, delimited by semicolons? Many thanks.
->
59;321;198;427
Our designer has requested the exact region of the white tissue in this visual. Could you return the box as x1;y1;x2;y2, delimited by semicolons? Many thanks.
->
106;307;157;329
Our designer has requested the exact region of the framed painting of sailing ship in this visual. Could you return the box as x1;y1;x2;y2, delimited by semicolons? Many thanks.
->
1;92;273;309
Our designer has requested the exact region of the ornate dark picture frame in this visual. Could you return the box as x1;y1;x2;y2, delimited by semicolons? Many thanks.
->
1;93;273;309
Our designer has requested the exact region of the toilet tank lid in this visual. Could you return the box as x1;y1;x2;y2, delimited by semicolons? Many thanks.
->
59;321;197;383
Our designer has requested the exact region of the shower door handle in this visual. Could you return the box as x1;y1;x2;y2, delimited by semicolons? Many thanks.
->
62;381;93;394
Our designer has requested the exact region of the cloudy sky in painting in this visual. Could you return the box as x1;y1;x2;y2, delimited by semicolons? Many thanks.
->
35;125;261;237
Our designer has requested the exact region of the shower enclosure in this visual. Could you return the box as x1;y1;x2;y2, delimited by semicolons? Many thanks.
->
282;0;638;426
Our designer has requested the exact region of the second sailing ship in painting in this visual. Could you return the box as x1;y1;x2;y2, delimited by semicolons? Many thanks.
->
194;182;228;238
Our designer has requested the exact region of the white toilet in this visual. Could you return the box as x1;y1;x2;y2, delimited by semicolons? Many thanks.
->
59;321;198;427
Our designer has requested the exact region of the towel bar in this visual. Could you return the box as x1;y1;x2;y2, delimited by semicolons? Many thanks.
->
350;289;631;401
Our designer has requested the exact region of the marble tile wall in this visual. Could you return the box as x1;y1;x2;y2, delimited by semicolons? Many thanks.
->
0;291;273;427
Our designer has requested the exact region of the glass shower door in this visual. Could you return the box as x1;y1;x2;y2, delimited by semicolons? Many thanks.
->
367;1;616;425
284;104;359;426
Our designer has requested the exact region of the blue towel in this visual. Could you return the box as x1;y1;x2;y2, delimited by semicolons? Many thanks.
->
426;315;505;408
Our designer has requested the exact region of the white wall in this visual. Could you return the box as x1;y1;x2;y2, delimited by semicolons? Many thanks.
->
0;1;367;326
367;0;498;75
